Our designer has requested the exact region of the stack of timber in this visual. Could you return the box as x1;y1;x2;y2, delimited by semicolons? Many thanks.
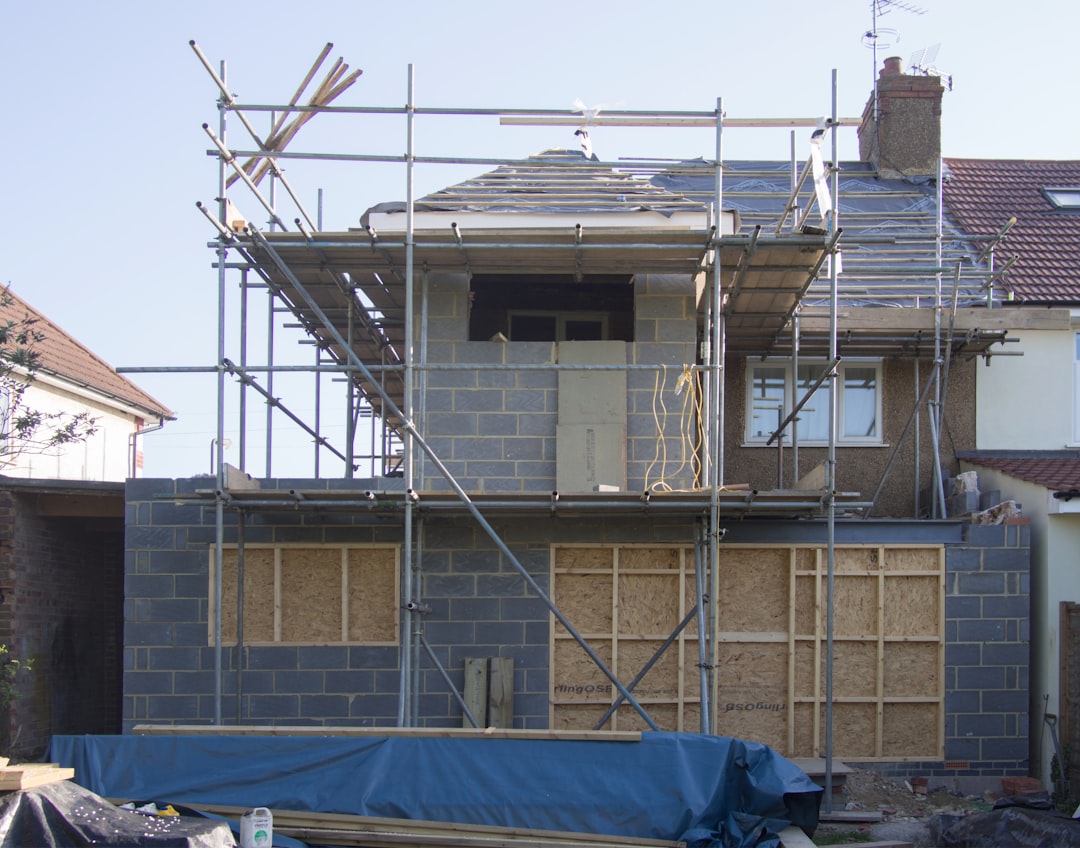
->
0;758;74;791
188;803;685;848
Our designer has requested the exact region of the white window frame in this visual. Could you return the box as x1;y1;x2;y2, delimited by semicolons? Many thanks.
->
1073;332;1080;444
744;359;884;446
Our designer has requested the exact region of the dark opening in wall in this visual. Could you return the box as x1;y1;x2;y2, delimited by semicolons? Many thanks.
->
468;274;635;342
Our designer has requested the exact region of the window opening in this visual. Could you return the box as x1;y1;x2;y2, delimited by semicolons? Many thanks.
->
746;360;883;445
469;274;633;342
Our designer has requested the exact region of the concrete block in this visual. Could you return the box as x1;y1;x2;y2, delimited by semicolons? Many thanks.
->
248;694;300;719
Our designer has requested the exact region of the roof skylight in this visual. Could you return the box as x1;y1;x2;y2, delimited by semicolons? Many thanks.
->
1043;187;1080;209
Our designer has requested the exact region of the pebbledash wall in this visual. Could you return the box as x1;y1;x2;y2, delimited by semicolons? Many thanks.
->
124;477;1030;788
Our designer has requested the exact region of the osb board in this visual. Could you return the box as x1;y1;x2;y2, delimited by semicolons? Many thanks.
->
831;576;879;636
552;704;612;730
553;547;613;571
883;576;940;637
618;574;679;635
881;702;940;758
550;543;944;759
883;547;941;571
617;640;679;700
618;547;682;570
794;640;878;700
553;572;612;634
212;544;400;646
217;548;276;643
616;702;681;732
883;642;940;698
552;639;613;702
281;548;342;642
348;548;398;642
717;547;789;633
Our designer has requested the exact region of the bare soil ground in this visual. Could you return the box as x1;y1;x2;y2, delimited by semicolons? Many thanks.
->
811;767;994;846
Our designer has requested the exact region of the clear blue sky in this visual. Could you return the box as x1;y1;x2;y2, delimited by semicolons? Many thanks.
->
2;0;1076;478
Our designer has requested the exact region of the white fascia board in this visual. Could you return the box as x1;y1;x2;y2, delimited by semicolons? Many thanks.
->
369;209;730;234
1048;489;1080;514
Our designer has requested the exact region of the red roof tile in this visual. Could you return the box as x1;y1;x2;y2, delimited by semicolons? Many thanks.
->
961;455;1080;491
942;159;1080;304
0;288;172;420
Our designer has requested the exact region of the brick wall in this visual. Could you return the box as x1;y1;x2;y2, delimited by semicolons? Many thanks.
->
0;490;123;758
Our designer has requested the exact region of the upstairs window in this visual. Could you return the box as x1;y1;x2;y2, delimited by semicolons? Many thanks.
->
746;360;883;445
469;274;633;342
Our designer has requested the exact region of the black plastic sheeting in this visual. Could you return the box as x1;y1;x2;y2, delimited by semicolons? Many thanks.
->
0;781;233;848
51;731;821;848
930;795;1080;847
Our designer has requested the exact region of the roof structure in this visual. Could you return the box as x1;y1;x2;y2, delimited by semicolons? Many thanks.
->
239;149;1012;422
958;450;1080;493
942;158;1080;304
0;288;172;420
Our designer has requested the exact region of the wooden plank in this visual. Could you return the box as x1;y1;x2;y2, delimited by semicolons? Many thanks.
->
488;658;514;729
817;810;885;823
0;765;74;790
464;658;488;728
131;725;641;742
182;803;683;848
778;825;815;848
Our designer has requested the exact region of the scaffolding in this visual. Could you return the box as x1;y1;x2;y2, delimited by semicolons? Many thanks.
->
140;44;1022;786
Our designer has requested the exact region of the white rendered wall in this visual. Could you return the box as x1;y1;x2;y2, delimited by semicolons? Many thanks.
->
2;378;142;481
976;328;1073;450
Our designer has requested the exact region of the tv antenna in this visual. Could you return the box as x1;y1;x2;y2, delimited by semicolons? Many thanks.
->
909;43;954;91
863;0;928;118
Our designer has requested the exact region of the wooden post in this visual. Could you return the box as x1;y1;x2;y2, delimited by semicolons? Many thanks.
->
488;657;514;729
462;658;488;728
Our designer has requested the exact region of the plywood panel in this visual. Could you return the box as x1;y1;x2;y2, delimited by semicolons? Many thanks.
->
620;547;680;570
553;573;611;634
884;643;939;698
716;643;788;715
550;543;944;761
619;574;679;634
617;703;679;732
219;548;276;643
832;703;878;758
882;702;939;758
883;576;939;637
884;547;940;571
281;548;341;642
347;547;398;642
828;641;878;699
554;547;612;570
552;639;613;702
618;640;679;700
836;547;880;573
832;576;879;636
718;548;788;632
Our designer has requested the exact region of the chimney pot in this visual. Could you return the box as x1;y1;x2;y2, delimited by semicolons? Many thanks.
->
882;56;904;77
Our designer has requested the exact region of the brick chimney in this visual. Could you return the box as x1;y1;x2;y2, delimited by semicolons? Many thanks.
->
858;56;944;178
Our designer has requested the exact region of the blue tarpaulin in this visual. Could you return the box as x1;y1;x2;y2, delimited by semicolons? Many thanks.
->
50;731;820;847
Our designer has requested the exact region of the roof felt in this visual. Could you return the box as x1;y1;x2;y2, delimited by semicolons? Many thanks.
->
959;451;1080;492
942;158;1080;304
0;288;172;419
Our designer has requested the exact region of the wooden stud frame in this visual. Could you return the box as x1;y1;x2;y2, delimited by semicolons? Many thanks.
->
548;542;945;760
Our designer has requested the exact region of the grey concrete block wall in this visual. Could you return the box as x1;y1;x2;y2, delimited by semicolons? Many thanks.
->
415;273;699;494
125;489;1030;785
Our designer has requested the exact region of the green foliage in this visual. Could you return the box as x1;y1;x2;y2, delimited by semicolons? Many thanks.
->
0;644;32;710
0;286;98;466
1050;744;1075;813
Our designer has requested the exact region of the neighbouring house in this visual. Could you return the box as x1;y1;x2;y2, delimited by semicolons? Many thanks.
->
941;157;1080;793
121;58;1038;792
0;289;172;757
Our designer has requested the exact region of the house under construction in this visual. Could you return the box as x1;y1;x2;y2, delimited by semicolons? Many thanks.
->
114;47;1042;793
